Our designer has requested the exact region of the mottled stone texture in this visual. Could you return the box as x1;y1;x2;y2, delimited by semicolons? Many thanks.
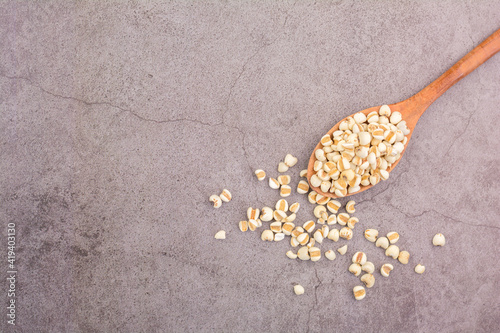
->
1;1;500;332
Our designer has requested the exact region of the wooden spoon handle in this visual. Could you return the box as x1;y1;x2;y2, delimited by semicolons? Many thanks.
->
408;28;500;116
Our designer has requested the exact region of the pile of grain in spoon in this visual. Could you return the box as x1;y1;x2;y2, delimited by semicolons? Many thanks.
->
310;105;411;197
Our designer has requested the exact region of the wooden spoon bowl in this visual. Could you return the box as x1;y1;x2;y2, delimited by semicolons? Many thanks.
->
308;28;500;198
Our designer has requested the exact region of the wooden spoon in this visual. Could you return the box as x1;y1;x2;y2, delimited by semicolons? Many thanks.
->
307;28;500;198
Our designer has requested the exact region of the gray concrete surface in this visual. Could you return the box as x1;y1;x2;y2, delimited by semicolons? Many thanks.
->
1;1;500;332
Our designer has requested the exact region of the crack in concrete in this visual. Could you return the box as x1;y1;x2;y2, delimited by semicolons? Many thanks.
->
160;250;222;278
1;71;264;207
223;124;260;205
443;109;478;157
220;40;275;124
223;123;267;206
313;267;321;305
462;3;475;48
431;209;500;230
1;73;120;108
0;72;224;127
387;204;500;230
2;71;263;207
225;124;252;172
281;0;298;27
356;167;410;207
306;268;322;333
411;276;421;332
